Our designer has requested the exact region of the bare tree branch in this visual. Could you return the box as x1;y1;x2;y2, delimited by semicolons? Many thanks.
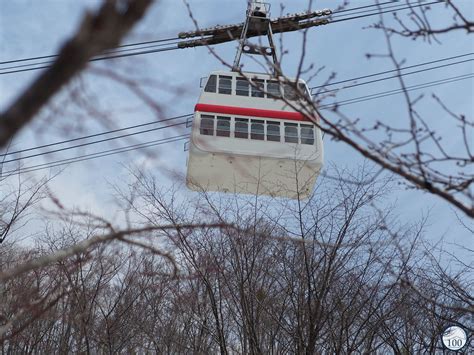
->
0;223;225;283
0;0;153;148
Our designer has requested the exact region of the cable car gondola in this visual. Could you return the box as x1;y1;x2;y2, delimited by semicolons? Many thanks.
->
186;71;323;198
185;1;324;199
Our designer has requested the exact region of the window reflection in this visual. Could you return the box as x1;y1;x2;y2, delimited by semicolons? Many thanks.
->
252;79;265;98
284;123;299;143
300;124;314;145
216;117;231;137
204;75;217;93
251;120;265;140
267;122;280;142
198;114;315;146
235;118;249;138
236;79;250;96
204;75;311;101
200;115;214;135
283;84;298;101
267;81;281;98
218;76;232;95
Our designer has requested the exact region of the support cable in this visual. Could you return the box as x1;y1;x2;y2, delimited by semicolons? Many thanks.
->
2;73;471;174
0;1;445;75
1;54;470;159
0;114;191;157
309;53;473;92
1;120;188;164
2;134;189;176
310;56;473;93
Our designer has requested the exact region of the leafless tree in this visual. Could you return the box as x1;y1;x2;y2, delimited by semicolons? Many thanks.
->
1;166;471;352
379;0;473;42
0;174;49;244
103;165;472;353
0;1;472;352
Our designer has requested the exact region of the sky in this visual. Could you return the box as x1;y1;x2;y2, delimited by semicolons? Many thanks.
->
0;0;472;256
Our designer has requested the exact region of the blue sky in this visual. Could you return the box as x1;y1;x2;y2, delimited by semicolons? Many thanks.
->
0;1;472;254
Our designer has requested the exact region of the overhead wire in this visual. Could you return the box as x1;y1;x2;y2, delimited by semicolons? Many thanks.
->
0;2;401;66
1;52;471;159
2;72;472;176
329;0;441;19
0;113;191;157
0;45;179;75
0;0;444;76
1;134;189;176
318;72;474;109
309;52;473;92
331;0;400;14
0;36;180;65
1;120;188;164
329;0;442;24
331;2;409;19
0;41;183;72
0;0;460;174
310;56;474;94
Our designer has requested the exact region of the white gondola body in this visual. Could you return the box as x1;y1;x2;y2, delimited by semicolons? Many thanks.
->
186;71;323;199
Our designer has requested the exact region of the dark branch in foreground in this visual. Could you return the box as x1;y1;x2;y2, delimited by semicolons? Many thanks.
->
0;0;153;149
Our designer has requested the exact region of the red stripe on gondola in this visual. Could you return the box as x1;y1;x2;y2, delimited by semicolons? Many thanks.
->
195;103;312;122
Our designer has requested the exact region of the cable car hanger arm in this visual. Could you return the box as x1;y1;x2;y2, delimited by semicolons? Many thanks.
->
177;1;332;58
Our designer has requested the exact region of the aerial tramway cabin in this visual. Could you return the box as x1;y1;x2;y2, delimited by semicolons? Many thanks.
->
186;71;323;199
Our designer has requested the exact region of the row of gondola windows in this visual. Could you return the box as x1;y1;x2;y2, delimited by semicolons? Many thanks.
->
204;75;308;100
200;115;315;145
